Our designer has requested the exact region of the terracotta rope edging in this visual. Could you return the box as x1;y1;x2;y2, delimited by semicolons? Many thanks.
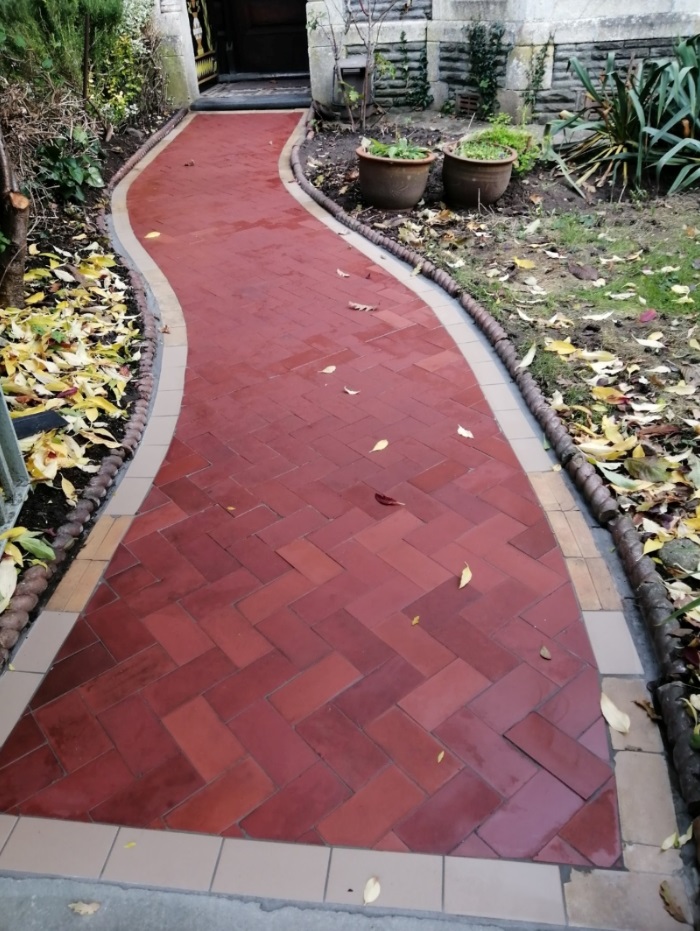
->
0;108;188;667
290;107;700;819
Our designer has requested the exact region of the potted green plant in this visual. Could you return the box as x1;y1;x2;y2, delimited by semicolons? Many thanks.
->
356;137;436;209
442;137;518;209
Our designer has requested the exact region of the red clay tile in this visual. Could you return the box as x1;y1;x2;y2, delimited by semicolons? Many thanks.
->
270;653;361;723
166;757;274;833
450;834;498;858
142;603;214;665
469;663;558;733
53;618;98;663
353;509;424;554
0;714;45;769
84;581;118;614
80;646;176;714
144;647;235;717
378;541;452;591
241;761;350;840
409;459;468;493
178;567;259;620
297;703;388;790
0;745;63;810
92;754;204;827
109;564;159;599
435;707;538;797
205;650;296;721
539;666;602;738
238;571;314;624
98;695;180;776
506;713;611;799
20;750;132;819
276;538;344;585
227;535;290;584
199;606;273;668
399;659;490;730
578;717;611;761
372;613;454;677
318;766;424;846
30;642;116;710
520;584;581;638
35;692;113;773
229;699;316;786
510;519;557;559
534;835;591;866
334;654;424;726
395;770;501;854
256;608;330;668
556;621;597;666
494;618;584;687
164;696;245;780
559;778;621;867
374;831;411;853
366;707;459;792
478;770;583;858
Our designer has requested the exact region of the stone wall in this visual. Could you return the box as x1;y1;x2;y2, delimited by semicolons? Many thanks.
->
535;37;678;119
348;0;432;21
346;38;430;106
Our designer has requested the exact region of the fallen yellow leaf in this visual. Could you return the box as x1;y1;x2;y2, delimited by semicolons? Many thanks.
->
513;257;536;269
319;365;336;374
459;564;472;589
370;440;388;452
437;750;445;763
601;692;631;734
363;876;381;905
145;231;160;239
411;615;420;626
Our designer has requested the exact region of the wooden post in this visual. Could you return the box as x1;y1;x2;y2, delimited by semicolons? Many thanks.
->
0;126;29;310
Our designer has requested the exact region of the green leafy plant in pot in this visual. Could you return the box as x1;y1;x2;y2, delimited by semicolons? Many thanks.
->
356;137;436;209
442;136;518;209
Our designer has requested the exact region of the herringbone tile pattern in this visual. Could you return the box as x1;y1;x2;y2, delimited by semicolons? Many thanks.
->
0;114;620;865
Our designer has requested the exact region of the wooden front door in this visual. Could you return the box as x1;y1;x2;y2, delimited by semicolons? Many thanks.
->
226;0;309;73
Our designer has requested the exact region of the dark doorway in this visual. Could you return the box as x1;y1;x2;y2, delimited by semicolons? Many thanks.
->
217;0;309;75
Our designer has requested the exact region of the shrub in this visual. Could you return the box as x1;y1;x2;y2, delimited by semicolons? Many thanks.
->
546;34;700;194
469;113;540;174
36;126;104;202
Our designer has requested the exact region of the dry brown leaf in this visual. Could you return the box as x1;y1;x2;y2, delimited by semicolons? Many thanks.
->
411;615;420;626
539;646;552;660
601;692;631;734
370;439;388;452
659;880;687;924
634;699;661;722
375;492;405;507
437;750;445;763
363;876;381;905
68;902;101;916
349;301;377;312
459;564;472;589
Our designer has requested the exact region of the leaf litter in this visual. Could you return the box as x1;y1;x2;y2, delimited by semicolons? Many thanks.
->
0;238;142;626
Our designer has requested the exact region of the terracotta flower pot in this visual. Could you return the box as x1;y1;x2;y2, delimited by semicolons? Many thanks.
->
442;142;518;209
356;147;436;210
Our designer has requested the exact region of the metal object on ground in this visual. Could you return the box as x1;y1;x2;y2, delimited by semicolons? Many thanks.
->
0;391;29;554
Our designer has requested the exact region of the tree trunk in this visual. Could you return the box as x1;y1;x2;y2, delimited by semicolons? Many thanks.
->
0;125;28;310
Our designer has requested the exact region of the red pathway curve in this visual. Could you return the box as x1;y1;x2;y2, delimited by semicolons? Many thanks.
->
0;113;620;865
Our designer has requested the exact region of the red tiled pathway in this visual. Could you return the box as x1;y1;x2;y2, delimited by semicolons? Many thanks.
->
0;113;621;866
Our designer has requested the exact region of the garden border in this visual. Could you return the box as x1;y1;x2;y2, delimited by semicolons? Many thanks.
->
289;107;700;823
0;108;188;667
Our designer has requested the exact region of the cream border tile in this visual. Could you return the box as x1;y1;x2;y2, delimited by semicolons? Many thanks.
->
444;857;566;925
102;827;222;891
325;847;442;912
0;670;42;745
212;838;329;902
565;869;690;930
615;751;677;845
584;612;644;676
0;815;16;852
11;611;78;674
0;817;117;879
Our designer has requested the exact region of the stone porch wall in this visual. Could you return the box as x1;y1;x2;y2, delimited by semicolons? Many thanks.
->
307;0;700;118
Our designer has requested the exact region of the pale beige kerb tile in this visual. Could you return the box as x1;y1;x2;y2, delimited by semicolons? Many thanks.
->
0;815;16;852
102;827;221;891
444;857;565;926
615;751;677;846
0;818;117;878
326;847;442;912
529;471;578;512
623;843;683;874
565;869;690;931
588;557;623;610
11;611;78;674
79;515;131;561
547;510;581;557
212;839;329;902
0;670;42;746
510;438;553;474
104;476;153;516
563;511;600;558
602;677;663;752
584;612;644;676
46;560;108;613
566;558;602;610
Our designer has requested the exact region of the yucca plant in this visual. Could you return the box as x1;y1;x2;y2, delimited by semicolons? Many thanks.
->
545;34;700;194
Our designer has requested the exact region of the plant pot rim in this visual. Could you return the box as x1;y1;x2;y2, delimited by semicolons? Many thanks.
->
356;146;437;167
443;142;518;166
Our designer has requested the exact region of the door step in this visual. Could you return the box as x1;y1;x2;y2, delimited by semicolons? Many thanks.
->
192;77;311;111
